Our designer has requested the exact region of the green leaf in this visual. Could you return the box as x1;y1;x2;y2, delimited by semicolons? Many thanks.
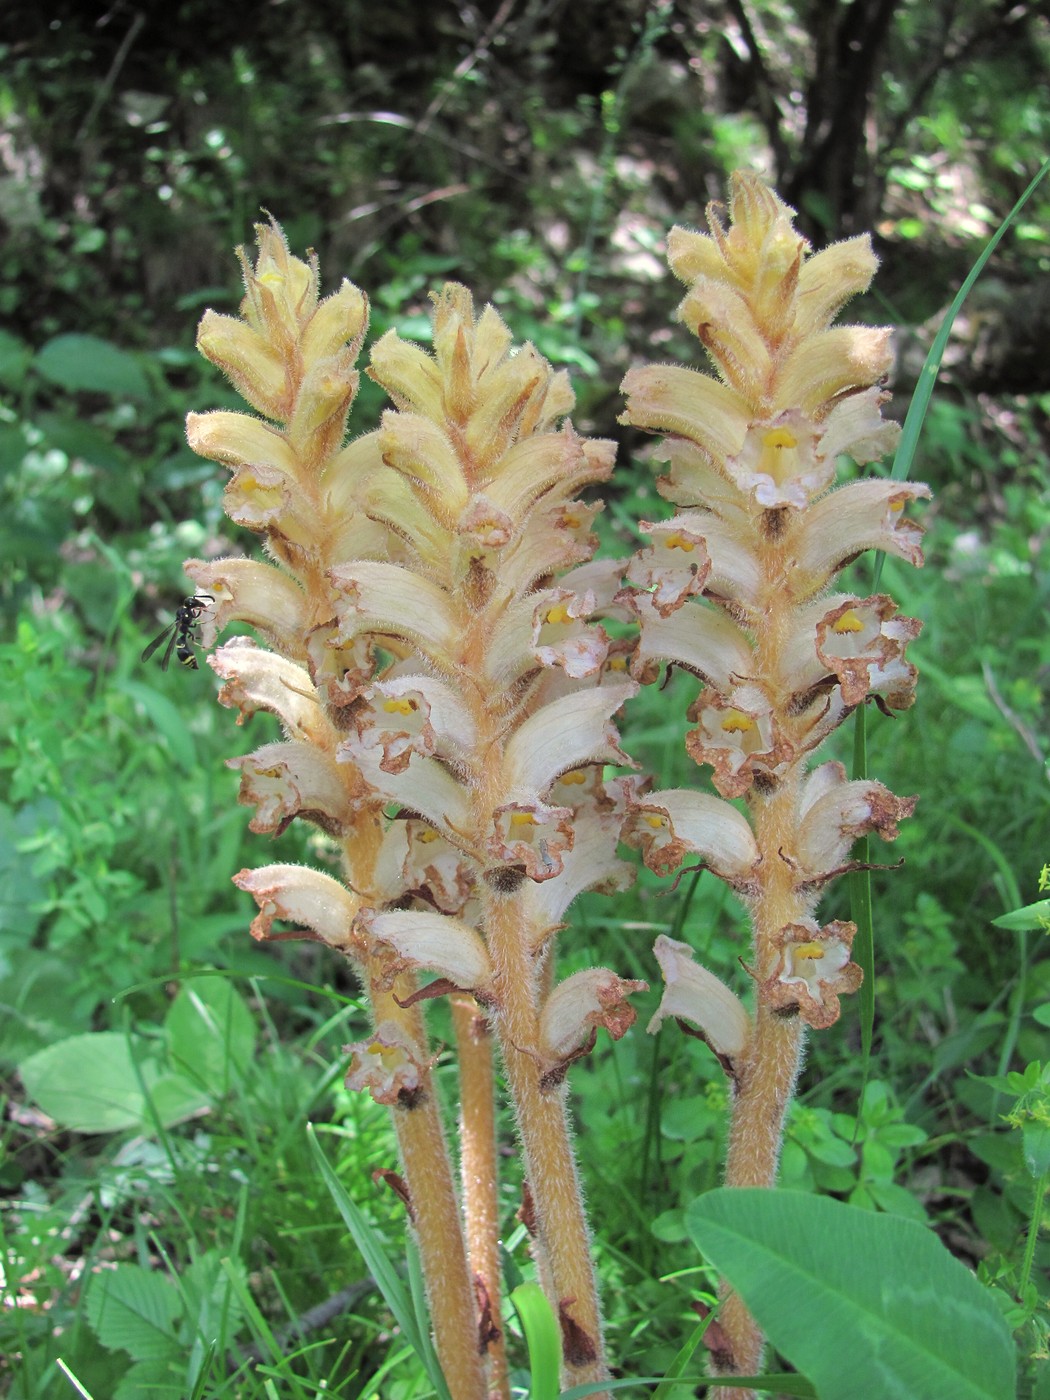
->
18;1032;207;1132
35;411;127;472
85;1263;181;1362
0;948;89;1066
0;329;32;388
510;1283;561;1400
20;1032;150;1132
0;799;53;944
991;899;1050;932
1022;1121;1050;1177
686;1188;1015;1400
165;977;257;1089
181;1250;247;1348
114;1357;186;1399
34;333;150;399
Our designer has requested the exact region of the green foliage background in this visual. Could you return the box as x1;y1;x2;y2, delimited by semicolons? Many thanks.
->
1;2;1048;1397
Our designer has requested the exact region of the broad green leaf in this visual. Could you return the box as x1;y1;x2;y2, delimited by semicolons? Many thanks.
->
1022;1121;1050;1177
0;798;53;943
182;1250;248;1348
0;948;93;1066
18;1032;206;1132
20;1033;150;1132
165;977;256;1089
991;899;1050;932
85;1263;181;1362
686;1188;1015;1400
34;333;150;399
146;1072;212;1126
35;411;127;472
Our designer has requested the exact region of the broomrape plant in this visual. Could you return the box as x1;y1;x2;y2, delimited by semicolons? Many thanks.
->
181;171;926;1397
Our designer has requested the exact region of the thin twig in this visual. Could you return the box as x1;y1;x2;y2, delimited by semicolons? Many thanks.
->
981;659;1049;778
76;10;145;144
229;1278;376;1370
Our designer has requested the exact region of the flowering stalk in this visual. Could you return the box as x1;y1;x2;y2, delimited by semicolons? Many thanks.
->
183;226;486;1399
183;229;643;1396
337;287;645;1394
620;173;928;1392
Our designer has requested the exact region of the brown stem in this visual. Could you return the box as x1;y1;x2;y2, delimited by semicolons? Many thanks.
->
481;888;609;1397
451;994;511;1400
351;796;484;1400
712;676;808;1396
712;1005;805;1397
372;987;488;1400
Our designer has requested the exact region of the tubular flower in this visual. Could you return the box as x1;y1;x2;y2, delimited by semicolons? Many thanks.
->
620;172;927;1393
186;227;639;1399
754;919;863;1029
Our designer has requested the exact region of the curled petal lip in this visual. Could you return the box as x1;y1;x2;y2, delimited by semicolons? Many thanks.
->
344;1021;429;1107
619;363;751;462
184;556;308;658
623;787;759;885
358;907;493;997
210;637;328;743
329;560;460;670
792;480;932;592
502;681;638;801
538;968;648;1084
233;863;361;956
228;739;354;836
628;591;753;693
648;935;750;1067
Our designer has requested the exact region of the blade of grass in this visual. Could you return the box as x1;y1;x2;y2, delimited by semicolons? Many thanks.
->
510;1283;561;1400
307;1123;452;1400
853;156;1050;1083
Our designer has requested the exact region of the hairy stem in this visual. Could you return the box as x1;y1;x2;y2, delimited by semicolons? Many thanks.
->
371;987;487;1400
451;994;510;1400
481;890;609;1396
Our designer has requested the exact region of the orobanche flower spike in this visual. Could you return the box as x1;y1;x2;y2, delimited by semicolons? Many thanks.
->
186;224;640;1399
620;172;928;1394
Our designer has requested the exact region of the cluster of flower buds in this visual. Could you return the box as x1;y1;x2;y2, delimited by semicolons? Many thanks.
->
184;224;644;1398
619;172;927;1387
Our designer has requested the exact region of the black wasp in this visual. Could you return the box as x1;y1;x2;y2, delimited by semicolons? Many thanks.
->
141;595;214;671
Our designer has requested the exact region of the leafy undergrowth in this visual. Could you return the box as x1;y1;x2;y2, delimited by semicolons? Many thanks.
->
2;314;1049;1398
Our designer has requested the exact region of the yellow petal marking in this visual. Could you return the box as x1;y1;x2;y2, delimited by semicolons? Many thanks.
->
383;698;418;716
545;604;572;625
760;426;800;486
832;609;864;634
721;709;756;734
510;812;536;829
665;533;696;554
792;941;825;961
561;770;587;787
